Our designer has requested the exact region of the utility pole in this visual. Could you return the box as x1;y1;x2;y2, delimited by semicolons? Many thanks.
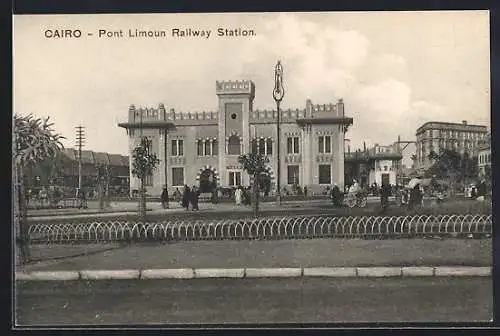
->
273;60;285;205
75;126;86;193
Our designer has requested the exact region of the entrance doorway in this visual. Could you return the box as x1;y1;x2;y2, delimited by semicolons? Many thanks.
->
381;173;390;186
199;169;217;193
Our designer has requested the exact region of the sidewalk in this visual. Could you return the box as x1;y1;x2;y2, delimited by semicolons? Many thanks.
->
27;198;391;218
27;199;343;221
19;238;491;272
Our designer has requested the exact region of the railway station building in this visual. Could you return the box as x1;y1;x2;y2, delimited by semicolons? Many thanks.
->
118;80;353;196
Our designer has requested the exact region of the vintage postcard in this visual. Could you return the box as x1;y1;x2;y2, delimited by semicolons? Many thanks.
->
13;11;492;326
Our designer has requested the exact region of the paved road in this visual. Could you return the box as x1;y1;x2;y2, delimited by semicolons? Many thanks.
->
15;278;492;325
27;198;392;221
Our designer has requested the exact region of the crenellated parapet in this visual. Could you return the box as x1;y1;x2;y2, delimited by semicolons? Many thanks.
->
127;103;218;124
216;80;255;98
128;104;168;123
249;97;346;123
166;108;218;121
249;108;307;122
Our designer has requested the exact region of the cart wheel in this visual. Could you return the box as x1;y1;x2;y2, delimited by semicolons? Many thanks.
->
357;197;367;208
346;197;356;208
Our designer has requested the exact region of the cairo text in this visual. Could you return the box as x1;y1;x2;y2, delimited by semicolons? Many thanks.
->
217;28;256;37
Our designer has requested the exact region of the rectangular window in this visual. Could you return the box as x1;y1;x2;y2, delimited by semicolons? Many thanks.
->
266;139;273;155
325;136;331;153
197;140;203;156
251;139;258;154
287;137;299;154
204;140;211;156
171;167;184;187
287;137;293;154
259;139;266;155
318;136;331;154
318;164;331;184
229;172;241;186
171;140;177;156
178;140;184;156
212;140;218;156
171;139;184;157
287;165;299;185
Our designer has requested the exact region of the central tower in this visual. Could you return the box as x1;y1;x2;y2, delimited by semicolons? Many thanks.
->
216;80;255;186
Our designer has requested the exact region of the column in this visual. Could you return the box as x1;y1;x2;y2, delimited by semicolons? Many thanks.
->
337;125;345;189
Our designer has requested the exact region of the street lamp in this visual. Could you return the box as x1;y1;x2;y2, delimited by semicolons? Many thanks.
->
273;60;285;205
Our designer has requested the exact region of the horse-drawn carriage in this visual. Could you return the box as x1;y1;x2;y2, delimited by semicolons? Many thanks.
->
330;188;368;208
342;191;368;208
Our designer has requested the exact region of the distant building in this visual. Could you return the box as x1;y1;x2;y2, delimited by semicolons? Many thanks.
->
345;143;403;187
415;120;488;172
52;149;129;190
118;80;353;196
477;144;491;177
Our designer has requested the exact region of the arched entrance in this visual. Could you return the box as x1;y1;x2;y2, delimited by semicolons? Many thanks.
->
195;165;220;193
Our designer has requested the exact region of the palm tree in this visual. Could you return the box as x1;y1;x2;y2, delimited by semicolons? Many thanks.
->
131;137;160;221
13;114;65;264
238;153;269;217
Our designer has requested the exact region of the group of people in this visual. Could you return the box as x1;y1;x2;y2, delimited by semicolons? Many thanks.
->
465;179;488;201
177;185;201;211
234;186;252;206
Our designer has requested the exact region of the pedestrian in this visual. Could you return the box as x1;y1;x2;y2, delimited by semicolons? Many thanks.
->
182;185;190;210
77;188;87;209
191;185;200;211
476;179;487;202
304;186;308;198
211;186;219;204
380;182;391;213
408;183;422;211
235;186;243;205
330;183;341;207
53;187;61;208
160;186;169;209
174;187;181;202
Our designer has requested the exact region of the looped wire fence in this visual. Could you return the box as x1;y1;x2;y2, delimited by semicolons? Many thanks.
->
28;214;492;244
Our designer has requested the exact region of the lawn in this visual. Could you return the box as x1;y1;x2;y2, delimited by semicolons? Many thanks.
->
21;238;492;271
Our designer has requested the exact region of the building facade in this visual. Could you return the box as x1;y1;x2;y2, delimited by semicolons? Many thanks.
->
118;80;353;196
477;145;491;177
415;120;488;172
345;143;403;188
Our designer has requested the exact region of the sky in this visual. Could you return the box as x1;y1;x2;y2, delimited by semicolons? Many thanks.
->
13;11;490;167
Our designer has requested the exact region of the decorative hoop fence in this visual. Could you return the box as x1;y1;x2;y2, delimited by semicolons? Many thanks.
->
27;214;492;244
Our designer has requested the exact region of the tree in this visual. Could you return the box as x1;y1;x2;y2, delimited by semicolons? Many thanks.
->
425;149;478;193
131;137;160;221
96;164;111;210
13;114;65;264
238;153;269;217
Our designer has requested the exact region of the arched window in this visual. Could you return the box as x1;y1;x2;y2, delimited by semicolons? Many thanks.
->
227;135;241;155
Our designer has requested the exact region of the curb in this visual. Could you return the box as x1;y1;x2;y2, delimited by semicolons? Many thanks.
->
15;266;491;281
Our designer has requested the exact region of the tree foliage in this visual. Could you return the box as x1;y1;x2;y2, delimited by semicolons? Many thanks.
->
13;113;65;264
425;149;478;183
131;137;160;221
14;114;65;168
238;152;270;176
238;153;270;217
131;137;160;180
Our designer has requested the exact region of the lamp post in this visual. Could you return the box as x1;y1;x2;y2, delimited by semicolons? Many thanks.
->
273;60;285;205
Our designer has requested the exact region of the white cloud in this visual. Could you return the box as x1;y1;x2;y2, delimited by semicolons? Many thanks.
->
13;12;490;156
